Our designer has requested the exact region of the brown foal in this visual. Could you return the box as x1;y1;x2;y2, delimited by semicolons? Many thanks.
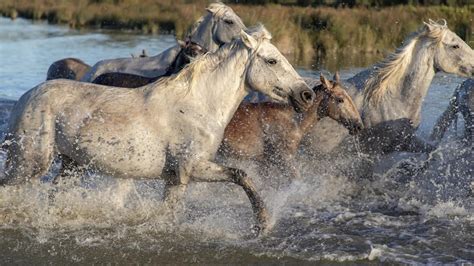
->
218;73;363;180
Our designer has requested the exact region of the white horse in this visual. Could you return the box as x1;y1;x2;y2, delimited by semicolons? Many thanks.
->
2;26;315;234
307;20;474;154
80;2;246;81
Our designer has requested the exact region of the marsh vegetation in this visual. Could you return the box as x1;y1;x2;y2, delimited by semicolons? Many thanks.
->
1;0;472;68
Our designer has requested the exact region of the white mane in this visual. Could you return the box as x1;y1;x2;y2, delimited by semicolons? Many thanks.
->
363;19;448;105
146;25;271;97
207;2;229;18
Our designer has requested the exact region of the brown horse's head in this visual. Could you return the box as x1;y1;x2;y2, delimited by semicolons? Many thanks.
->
315;73;363;135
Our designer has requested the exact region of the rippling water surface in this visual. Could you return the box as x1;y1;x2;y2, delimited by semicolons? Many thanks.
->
0;17;472;264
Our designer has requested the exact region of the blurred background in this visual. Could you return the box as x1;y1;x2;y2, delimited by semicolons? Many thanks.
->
1;0;472;70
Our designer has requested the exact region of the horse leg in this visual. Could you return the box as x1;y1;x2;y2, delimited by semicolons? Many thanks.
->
163;164;190;218
2;106;57;186
52;155;83;185
459;103;473;142
191;160;269;235
3;133;55;186
260;155;299;189
274;153;301;181
430;91;459;142
403;135;436;153
264;141;301;184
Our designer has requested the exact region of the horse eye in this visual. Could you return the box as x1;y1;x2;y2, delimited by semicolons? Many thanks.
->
266;59;277;65
336;98;344;104
451;44;460;49
224;19;234;25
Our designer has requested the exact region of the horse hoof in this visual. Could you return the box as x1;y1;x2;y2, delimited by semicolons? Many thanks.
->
254;208;271;237
251;223;270;237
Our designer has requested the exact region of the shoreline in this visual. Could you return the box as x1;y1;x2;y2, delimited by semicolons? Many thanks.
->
0;1;472;69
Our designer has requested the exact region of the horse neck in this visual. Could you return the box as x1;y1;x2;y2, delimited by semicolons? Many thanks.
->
188;44;250;127
297;92;325;135
399;41;436;125
364;40;436;127
191;15;219;52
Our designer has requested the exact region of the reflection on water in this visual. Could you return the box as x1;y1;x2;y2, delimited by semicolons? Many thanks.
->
0;17;472;264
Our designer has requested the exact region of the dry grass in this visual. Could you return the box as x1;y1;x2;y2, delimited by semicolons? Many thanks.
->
0;0;472;68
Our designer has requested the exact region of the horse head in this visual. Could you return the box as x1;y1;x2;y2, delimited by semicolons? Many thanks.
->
191;2;246;52
426;19;474;77
316;73;363;135
242;25;314;113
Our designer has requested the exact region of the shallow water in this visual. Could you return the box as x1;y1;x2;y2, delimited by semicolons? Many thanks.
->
0;17;472;264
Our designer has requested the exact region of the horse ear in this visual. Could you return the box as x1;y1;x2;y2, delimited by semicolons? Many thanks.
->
333;71;341;83
177;39;186;48
320;74;331;89
241;30;258;50
423;20;437;33
206;3;222;15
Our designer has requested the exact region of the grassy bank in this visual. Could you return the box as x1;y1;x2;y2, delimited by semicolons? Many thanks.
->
0;0;472;69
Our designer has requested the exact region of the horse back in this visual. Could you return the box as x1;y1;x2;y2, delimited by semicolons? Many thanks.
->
82;45;182;82
46;58;91;81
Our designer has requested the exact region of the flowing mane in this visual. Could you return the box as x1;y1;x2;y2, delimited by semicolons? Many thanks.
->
144;25;272;96
363;19;448;105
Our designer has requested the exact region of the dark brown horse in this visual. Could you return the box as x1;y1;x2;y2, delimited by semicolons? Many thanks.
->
91;40;207;88
46;58;91;81
218;73;363;179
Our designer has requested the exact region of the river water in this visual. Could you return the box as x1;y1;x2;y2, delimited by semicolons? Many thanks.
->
0;17;472;264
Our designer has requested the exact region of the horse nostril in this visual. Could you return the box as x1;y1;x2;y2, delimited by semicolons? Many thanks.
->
301;91;313;103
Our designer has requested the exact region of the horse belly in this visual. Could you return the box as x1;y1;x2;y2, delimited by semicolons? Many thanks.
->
57;116;168;179
76;134;165;179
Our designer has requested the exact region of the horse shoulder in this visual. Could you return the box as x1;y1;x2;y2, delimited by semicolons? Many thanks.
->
220;104;265;158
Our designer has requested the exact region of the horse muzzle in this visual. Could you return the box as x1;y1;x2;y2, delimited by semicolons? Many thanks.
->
289;84;315;113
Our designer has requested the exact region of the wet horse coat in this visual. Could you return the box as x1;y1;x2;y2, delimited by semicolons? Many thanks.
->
2;27;315;234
